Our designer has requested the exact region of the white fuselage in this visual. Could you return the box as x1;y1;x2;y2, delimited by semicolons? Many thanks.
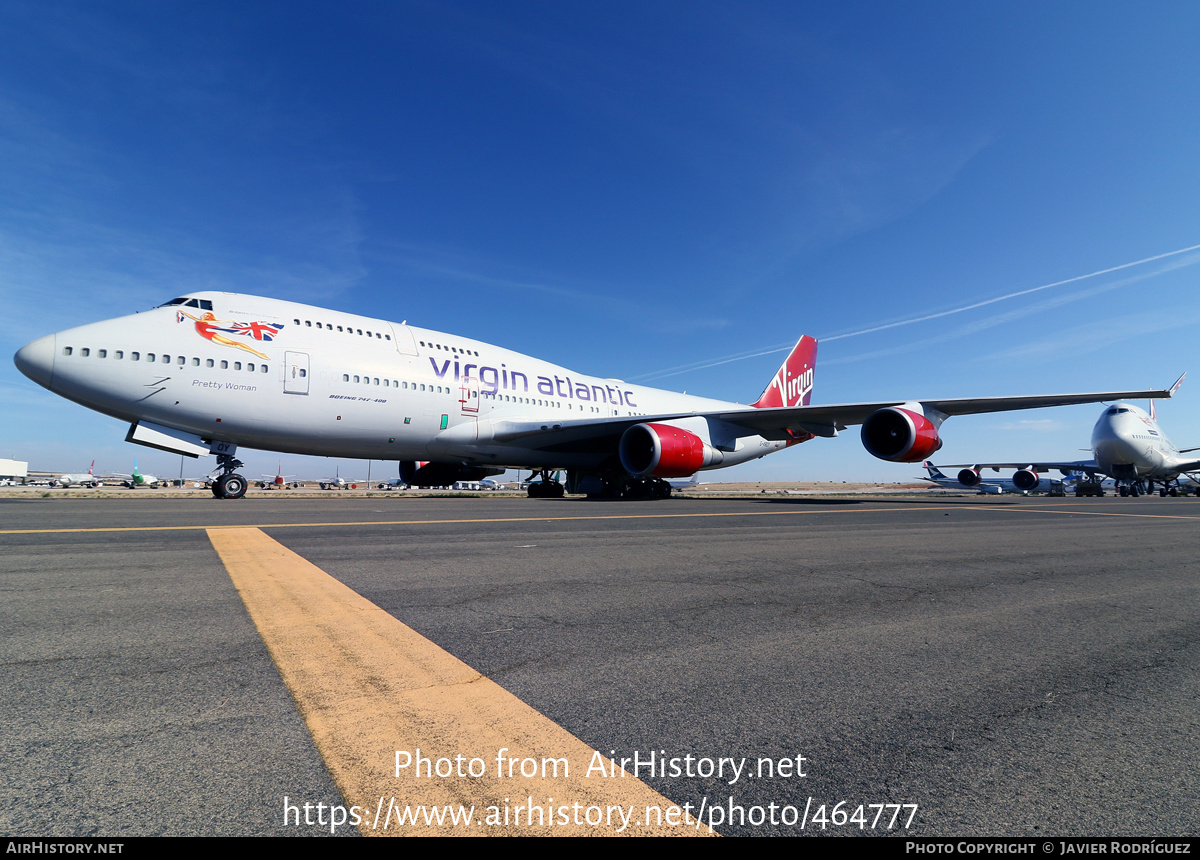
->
56;472;100;488
1090;403;1188;481
16;292;787;471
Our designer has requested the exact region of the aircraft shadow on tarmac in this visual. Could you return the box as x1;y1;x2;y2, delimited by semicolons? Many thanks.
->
740;495;1029;506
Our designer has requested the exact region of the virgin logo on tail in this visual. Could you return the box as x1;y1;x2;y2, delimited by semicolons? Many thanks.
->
752;336;817;409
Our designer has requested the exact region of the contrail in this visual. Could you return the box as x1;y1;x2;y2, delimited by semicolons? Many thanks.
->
820;242;1200;342
633;242;1200;382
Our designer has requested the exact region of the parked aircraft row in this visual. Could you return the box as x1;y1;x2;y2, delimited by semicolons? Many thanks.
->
925;377;1197;497
13;292;1176;499
44;459;163;489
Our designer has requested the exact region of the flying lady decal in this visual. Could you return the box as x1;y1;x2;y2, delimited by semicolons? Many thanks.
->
177;310;284;360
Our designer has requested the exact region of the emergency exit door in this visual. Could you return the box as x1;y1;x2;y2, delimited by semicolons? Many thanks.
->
284;351;310;394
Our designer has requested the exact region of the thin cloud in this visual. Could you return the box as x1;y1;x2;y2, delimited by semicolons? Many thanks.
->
819;260;1194;368
820;243;1200;342
633;243;1200;382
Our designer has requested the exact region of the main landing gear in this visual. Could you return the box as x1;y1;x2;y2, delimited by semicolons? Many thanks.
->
527;470;565;498
1154;479;1198;497
211;454;248;500
525;470;675;500
620;477;672;500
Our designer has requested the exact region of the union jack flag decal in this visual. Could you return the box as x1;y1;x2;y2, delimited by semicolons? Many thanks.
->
229;321;284;341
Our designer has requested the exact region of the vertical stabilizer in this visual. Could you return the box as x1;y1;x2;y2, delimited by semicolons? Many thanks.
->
752;336;817;409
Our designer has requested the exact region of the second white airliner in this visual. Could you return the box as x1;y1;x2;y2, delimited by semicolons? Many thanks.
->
942;378;1196;497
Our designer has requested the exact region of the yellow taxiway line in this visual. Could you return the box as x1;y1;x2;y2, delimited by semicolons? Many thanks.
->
5;501;1200;536
0;505;944;534
207;527;712;836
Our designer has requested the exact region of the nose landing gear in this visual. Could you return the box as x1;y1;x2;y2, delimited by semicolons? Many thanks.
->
211;454;248;499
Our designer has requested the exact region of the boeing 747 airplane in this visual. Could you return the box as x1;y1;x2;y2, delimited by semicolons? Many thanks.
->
920;462;1064;495
940;379;1197;498
12;292;1176;499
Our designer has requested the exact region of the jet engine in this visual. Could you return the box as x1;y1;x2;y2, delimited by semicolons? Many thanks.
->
860;407;943;463
957;468;982;487
1012;468;1040;492
618;423;723;478
399;461;503;487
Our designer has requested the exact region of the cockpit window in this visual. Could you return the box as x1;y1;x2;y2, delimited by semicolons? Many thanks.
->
157;297;213;310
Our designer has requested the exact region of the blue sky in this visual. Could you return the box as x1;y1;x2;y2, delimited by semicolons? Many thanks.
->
3;1;1200;483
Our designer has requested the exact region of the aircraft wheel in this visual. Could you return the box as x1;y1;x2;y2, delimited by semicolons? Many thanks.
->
622;479;648;500
210;482;222;498
215;473;248;500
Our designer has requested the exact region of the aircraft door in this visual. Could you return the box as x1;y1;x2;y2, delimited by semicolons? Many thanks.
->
388;322;419;356
459;375;480;414
284;351;310;395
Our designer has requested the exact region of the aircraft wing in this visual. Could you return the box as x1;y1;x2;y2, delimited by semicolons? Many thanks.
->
938;460;1103;476
488;386;1175;448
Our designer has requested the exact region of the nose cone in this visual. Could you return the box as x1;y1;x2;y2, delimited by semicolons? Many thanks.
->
14;334;55;389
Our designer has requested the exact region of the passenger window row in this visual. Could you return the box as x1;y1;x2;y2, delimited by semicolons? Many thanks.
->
341;374;457;395
59;346;268;373
419;340;480;357
331;373;636;415
295;318;390;341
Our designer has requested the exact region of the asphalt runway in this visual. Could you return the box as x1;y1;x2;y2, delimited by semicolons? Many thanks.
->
2;494;1198;837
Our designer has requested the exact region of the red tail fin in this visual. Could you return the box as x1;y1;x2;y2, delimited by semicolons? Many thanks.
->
752;336;817;409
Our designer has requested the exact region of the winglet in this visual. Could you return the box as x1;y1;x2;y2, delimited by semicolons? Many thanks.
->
752;336;817;409
1153;372;1186;421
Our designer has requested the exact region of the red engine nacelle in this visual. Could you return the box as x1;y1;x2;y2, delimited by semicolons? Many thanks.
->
1012;468;1040;491
860;407;943;463
957;468;982;487
619;423;722;478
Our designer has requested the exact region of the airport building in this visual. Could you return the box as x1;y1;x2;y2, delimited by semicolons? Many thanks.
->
0;458;29;482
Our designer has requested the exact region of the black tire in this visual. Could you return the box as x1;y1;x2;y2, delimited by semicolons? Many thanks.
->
216;473;248;500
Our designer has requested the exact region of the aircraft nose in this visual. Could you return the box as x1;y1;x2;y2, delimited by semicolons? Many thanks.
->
13;334;55;389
